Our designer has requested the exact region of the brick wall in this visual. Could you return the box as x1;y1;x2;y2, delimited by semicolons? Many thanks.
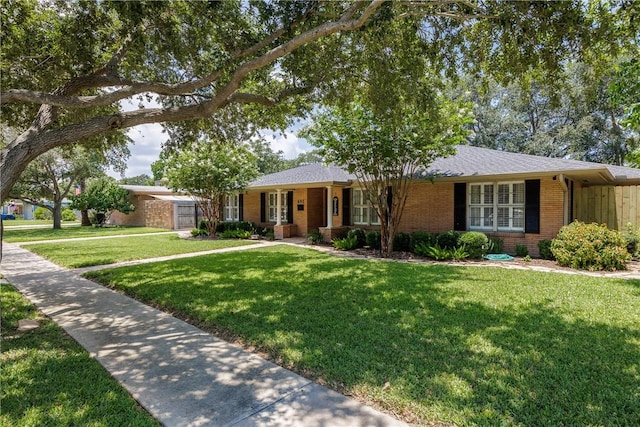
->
109;194;151;227
143;200;174;229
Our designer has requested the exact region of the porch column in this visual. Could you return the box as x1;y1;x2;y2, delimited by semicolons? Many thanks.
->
276;189;282;226
326;185;333;229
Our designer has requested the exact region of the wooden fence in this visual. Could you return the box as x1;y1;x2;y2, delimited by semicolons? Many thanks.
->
574;185;640;230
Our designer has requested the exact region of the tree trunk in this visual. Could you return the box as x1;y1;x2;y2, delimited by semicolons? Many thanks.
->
81;210;91;226
52;203;62;229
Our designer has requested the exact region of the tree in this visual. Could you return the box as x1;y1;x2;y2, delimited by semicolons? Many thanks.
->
164;141;258;237
2;0;636;202
70;177;134;226
302;94;472;257
119;174;153;186
610;59;640;166
461;61;639;165
9;145;120;228
248;138;287;175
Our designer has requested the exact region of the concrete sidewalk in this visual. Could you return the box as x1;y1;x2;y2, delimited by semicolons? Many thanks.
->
0;243;406;427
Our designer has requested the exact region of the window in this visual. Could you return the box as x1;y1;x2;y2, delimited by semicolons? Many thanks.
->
469;182;525;231
224;194;239;221
352;188;380;226
268;192;288;223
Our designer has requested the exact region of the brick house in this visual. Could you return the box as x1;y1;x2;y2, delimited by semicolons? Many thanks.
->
240;145;640;256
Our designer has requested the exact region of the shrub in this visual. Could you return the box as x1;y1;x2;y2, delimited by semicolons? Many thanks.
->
622;223;640;258
264;230;275;240
34;206;52;220
436;230;460;249
365;230;381;250
221;229;251;239
485;236;504;254
413;242;431;257
458;231;488;259
551;221;631;271
347;228;366;248
538;239;555;260
410;231;435;253
425;244;453;261
307;229;324;244
191;228;207;237
451;245;469;261
393;232;411;252
333;236;358;251
216;221;254;233
61;208;77;221
515;245;529;257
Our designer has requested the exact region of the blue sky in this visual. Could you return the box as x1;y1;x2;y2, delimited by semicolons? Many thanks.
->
109;100;313;179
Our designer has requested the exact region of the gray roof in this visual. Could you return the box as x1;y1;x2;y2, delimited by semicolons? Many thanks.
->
120;185;174;194
425;145;640;181
248;163;356;189
248;145;640;189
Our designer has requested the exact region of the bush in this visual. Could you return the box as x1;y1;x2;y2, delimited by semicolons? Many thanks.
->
61;208;77;221
436;230;460;249
333;236;358;251
458;231;488;259
485;236;504;254
424;244;453;261
307;229;324;244
191;228;208;237
216;221;254;233
34;206;52;220
365;230;381;250
410;231;435;253
346;228;366;248
623;223;640;258
551;221;631;271
221;229;251;239
393;232;411;252
264;230;275;240
515;245;529;257
538;239;555;260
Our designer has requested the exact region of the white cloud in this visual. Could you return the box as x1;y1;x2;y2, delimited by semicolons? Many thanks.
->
265;130;313;159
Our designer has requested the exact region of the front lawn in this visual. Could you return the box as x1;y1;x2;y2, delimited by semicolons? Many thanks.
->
0;284;159;427
85;245;640;426
26;234;256;268
2;226;169;243
2;219;79;227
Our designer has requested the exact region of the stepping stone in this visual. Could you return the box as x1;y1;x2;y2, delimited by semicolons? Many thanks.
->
18;319;40;332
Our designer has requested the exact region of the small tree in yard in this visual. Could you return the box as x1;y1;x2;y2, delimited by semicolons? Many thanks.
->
164;141;258;237
302;95;472;257
70;177;134;226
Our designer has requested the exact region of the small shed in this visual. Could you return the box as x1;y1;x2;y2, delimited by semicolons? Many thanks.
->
109;186;198;230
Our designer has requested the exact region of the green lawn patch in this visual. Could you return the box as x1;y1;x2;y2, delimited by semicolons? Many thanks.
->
2;219;79;227
85;245;640;426
26;234;256;268
0;284;159;427
2;226;169;243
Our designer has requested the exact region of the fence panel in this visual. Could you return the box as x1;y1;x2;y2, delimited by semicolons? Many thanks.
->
574;185;640;230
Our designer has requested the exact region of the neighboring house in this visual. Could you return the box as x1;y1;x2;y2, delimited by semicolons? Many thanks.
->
242;145;640;256
109;185;199;230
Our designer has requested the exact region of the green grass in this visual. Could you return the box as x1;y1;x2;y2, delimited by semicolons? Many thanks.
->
25;234;256;268
2;219;78;227
0;284;159;427
2;226;169;243
86;245;640;426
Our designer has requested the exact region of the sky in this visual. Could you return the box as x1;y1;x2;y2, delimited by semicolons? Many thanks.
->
108;101;313;179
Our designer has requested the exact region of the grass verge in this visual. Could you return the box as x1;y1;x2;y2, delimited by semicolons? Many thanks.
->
0;283;159;427
85;245;640;426
25;234;256;268
2;219;79;227
2;226;169;243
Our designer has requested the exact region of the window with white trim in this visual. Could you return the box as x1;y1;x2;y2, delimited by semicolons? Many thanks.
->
469;182;525;232
268;192;288;223
352;188;380;226
224;194;239;221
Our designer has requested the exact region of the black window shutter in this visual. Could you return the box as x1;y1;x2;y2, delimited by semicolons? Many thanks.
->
342;188;351;226
260;192;266;223
525;179;540;234
286;191;294;223
454;183;466;231
238;194;244;221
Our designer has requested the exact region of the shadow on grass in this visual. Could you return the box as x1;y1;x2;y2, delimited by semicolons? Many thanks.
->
88;246;640;426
